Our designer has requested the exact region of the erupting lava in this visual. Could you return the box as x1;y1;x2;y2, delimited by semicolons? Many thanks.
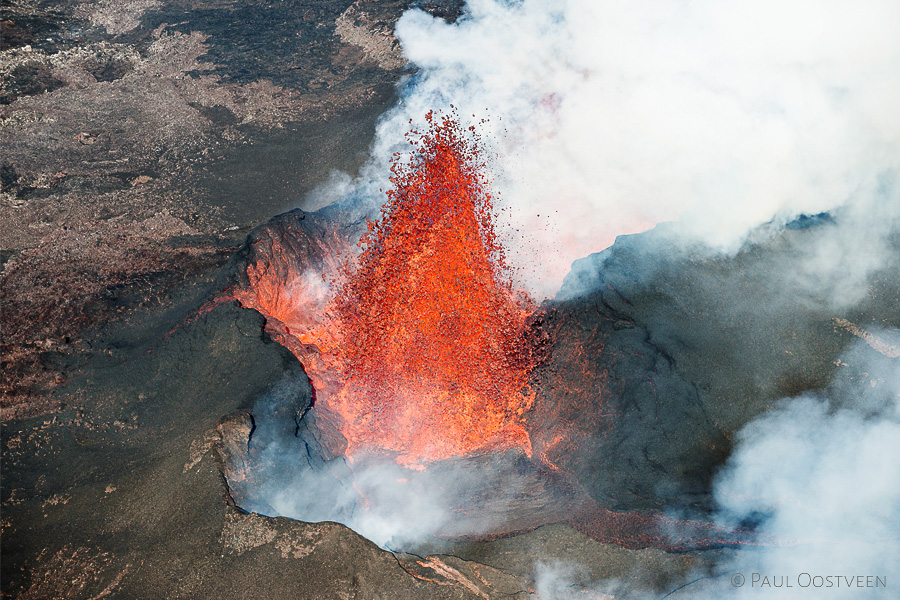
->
334;111;535;465
237;111;536;467
228;111;777;552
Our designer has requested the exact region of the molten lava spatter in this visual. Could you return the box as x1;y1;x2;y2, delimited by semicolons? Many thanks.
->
234;112;535;467
333;111;534;465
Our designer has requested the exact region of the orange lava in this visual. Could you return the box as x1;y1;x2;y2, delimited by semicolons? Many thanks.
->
333;111;535;465
235;111;535;467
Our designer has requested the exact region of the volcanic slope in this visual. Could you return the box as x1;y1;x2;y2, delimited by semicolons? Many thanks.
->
528;217;900;513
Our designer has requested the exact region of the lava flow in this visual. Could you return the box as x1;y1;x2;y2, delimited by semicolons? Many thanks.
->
237;111;536;467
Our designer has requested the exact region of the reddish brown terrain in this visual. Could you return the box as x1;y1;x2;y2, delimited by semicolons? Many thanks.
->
4;2;899;600
2;0;417;418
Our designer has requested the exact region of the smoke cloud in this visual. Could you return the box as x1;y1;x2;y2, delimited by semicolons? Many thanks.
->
530;339;900;598
230;378;455;548
705;358;899;598
310;0;900;298
236;379;560;549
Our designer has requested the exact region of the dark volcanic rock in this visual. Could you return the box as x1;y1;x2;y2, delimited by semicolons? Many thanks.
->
0;217;240;414
528;220;900;514
527;297;721;513
217;410;257;495
448;523;703;596
226;204;366;293
1;301;517;599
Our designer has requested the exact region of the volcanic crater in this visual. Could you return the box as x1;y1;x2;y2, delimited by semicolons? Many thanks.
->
218;112;775;554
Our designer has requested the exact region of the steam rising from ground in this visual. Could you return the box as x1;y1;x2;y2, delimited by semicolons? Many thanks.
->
309;0;900;297
239;379;545;549
534;342;900;598
236;379;456;548
707;362;900;598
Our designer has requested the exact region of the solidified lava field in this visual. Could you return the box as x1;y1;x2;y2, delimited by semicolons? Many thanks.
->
3;1;899;600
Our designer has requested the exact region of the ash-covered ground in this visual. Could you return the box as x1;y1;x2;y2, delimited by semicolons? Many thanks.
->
3;1;899;599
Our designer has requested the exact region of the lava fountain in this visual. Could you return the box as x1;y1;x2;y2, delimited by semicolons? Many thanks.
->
236;111;536;469
226;111;774;551
333;111;535;466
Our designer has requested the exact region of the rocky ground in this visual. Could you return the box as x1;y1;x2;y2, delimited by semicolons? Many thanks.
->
5;1;899;599
1;0;427;415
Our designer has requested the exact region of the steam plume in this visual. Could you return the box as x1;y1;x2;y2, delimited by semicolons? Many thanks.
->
532;340;900;598
309;0;900;298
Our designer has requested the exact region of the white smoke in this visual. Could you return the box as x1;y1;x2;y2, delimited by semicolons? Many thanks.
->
233;379;459;549
266;454;456;549
311;0;900;298
531;340;900;599
703;346;900;599
240;384;542;550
